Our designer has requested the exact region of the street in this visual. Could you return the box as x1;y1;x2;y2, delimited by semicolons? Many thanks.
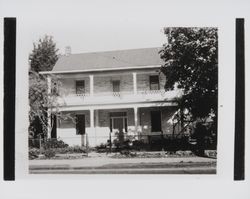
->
29;156;216;174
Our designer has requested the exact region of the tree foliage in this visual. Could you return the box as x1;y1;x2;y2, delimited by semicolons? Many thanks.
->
160;27;218;119
29;71;57;137
29;35;60;138
29;35;59;72
29;71;73;138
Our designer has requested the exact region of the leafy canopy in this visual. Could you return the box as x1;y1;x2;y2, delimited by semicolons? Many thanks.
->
29;35;59;72
29;35;59;137
160;27;218;119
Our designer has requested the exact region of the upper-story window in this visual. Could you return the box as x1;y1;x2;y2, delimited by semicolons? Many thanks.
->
149;75;160;90
75;80;85;95
112;80;120;92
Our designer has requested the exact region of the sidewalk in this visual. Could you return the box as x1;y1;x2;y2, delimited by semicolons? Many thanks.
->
29;153;216;173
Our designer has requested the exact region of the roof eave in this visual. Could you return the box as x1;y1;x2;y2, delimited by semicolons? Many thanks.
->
39;65;162;75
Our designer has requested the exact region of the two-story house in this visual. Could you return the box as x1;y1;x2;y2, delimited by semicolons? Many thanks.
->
40;47;182;147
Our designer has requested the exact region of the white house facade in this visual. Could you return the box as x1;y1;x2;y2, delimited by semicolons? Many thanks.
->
41;47;182;147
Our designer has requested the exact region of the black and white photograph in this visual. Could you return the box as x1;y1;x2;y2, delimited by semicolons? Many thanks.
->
0;0;250;199
28;27;218;174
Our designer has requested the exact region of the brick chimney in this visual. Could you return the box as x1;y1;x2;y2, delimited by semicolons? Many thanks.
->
65;46;71;56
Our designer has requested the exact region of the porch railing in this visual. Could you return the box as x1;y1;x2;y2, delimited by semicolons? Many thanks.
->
61;89;181;106
70;89;172;98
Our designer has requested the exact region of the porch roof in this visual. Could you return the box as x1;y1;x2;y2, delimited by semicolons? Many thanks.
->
56;101;178;112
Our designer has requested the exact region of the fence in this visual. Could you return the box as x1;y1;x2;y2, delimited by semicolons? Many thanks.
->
29;131;217;152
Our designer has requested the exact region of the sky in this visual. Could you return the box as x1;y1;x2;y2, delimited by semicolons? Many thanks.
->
0;0;176;58
19;13;168;55
2;0;248;59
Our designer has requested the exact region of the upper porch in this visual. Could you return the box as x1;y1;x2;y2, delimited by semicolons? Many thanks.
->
46;67;182;107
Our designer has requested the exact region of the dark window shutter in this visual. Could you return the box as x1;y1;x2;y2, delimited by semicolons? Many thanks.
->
110;118;112;132
124;118;128;132
151;111;162;132
76;114;85;135
51;115;57;138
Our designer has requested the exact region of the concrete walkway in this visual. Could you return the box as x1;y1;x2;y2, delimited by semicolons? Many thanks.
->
29;153;216;174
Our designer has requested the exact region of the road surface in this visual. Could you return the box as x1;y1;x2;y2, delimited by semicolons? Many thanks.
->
29;156;216;174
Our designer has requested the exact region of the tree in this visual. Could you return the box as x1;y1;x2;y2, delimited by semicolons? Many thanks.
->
29;71;72;139
29;35;59;140
29;35;59;72
160;27;218;119
29;71;57;138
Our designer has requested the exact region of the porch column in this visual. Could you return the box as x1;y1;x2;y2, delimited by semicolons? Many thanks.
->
89;108;95;146
134;107;139;139
90;109;94;128
81;134;85;147
133;72;137;95
95;110;99;145
47;75;51;138
89;75;94;96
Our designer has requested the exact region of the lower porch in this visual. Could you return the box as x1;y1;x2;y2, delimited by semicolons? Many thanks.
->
51;105;181;147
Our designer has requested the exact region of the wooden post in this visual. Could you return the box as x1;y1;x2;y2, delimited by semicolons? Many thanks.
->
109;131;112;153
85;133;89;156
89;75;94;96
95;110;99;146
133;72;137;95
134;107;138;139
81;134;85;147
90;109;94;128
89;108;94;147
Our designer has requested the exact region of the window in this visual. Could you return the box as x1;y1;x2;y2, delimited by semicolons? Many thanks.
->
76;114;85;135
112;80;120;92
149;75;160;90
76;80;85;95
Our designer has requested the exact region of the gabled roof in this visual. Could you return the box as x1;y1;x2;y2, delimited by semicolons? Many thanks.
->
50;47;163;73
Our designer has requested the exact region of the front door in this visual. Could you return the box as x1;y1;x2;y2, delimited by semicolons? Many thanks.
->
113;117;124;143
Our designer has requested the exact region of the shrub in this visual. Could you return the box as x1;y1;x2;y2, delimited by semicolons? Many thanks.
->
43;138;68;149
29;139;41;149
95;143;106;151
65;146;87;153
148;136;192;151
44;146;87;154
132;140;148;151
96;143;108;149
29;148;40;160
113;136;134;151
120;150;137;157
44;148;56;158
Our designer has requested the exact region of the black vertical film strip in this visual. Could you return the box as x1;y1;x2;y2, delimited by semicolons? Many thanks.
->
234;18;245;181
4;18;16;181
